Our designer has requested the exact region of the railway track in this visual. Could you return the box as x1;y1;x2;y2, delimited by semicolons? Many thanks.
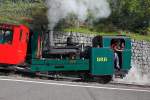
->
0;66;149;88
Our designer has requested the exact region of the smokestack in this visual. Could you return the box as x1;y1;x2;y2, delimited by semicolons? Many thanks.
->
49;30;54;47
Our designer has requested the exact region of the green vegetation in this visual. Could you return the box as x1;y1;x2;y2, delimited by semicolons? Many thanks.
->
0;0;47;29
0;0;150;41
64;27;99;34
129;33;150;41
64;27;150;41
108;0;150;35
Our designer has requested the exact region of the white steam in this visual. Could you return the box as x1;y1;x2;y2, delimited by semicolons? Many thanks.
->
114;61;150;85
46;0;111;29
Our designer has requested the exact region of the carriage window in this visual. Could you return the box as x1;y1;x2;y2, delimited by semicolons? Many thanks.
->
0;29;13;44
0;30;4;42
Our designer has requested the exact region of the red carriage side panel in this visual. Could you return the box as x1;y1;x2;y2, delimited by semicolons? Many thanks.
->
0;24;30;65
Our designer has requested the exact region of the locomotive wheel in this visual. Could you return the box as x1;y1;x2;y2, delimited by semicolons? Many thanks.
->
81;73;94;82
95;75;112;84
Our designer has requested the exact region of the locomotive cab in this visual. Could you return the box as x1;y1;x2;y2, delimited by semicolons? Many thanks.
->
102;36;132;73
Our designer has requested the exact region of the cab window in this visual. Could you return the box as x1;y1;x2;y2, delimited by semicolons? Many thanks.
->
111;39;125;50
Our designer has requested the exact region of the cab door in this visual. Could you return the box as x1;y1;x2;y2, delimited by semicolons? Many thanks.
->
122;38;132;70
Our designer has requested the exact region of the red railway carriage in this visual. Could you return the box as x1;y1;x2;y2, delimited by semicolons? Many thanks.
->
0;24;30;64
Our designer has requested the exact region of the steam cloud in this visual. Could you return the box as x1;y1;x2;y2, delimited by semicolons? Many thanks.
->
46;0;111;29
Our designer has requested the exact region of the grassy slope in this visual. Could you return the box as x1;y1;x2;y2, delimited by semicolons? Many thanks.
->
64;27;150;41
0;1;45;25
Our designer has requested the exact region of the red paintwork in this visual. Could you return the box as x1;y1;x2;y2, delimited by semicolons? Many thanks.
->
0;24;30;65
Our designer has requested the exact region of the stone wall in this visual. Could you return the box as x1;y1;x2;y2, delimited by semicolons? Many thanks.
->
131;40;150;76
53;31;150;70
53;31;95;46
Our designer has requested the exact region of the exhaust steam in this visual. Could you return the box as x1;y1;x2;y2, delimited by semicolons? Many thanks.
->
46;0;111;30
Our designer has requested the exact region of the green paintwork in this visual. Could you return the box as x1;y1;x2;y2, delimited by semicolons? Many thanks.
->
31;59;89;72
124;38;132;49
31;31;41;58
103;37;111;48
122;38;132;70
122;50;132;70
90;48;114;75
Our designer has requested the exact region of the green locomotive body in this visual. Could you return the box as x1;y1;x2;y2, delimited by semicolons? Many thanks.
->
29;31;131;78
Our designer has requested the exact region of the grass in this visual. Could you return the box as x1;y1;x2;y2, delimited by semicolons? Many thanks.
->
64;27;99;34
128;33;150;41
0;0;45;25
64;27;150;41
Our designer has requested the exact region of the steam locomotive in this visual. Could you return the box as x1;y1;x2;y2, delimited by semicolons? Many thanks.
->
0;23;131;83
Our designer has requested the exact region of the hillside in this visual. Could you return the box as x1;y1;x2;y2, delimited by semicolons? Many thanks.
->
0;0;150;40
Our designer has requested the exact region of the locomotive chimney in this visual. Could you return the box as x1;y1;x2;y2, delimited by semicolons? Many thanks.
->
49;30;54;47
